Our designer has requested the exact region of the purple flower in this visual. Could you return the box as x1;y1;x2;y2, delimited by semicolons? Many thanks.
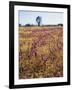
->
41;55;48;61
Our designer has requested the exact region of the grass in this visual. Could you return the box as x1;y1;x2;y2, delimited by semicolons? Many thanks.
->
19;26;63;79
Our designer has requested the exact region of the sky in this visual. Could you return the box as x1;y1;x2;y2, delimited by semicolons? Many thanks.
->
18;10;63;25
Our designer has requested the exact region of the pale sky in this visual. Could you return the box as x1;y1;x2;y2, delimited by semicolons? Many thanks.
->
18;10;63;25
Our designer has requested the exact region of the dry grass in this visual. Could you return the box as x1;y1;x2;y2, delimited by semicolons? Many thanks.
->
19;26;63;79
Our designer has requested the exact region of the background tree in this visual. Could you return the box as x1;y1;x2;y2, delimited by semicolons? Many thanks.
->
19;24;21;27
36;16;42;26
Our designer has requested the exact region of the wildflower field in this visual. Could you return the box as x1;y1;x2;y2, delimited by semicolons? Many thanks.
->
19;26;63;79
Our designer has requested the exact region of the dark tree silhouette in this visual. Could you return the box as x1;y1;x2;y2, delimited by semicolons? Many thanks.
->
36;16;42;26
25;24;30;26
19;24;21;27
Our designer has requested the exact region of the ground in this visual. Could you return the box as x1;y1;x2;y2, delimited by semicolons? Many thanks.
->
19;26;63;79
